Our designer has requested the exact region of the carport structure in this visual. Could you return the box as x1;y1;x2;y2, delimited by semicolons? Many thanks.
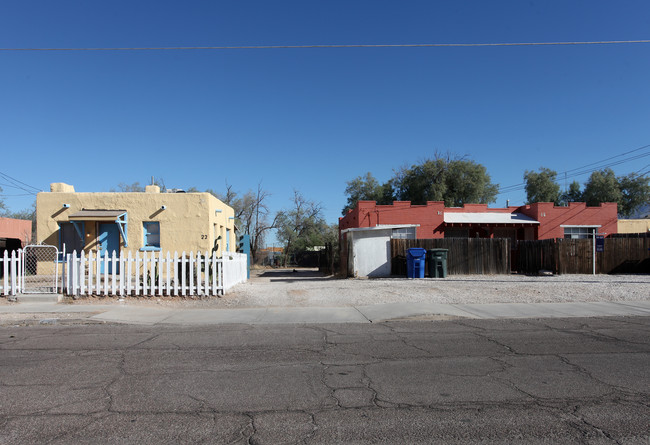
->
443;211;540;241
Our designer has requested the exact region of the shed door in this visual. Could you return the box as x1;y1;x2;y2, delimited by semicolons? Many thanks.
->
353;231;391;277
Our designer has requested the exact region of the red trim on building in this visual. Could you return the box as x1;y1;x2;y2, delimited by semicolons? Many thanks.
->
339;201;618;241
0;217;32;247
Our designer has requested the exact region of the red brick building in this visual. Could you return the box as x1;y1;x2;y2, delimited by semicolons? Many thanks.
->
0;217;32;251
339;201;618;242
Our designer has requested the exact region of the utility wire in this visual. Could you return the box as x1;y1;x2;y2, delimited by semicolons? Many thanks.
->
499;151;650;193
497;144;650;194
634;163;650;175
0;193;37;197
0;171;41;194
0;184;38;195
1;40;650;52
562;144;650;175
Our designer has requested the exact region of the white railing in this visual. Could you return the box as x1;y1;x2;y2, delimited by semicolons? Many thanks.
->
63;250;248;297
1;249;247;298
1;249;22;296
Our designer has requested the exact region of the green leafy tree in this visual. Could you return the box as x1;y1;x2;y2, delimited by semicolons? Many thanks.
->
445;159;499;206
322;223;340;247
582;168;622;207
392;155;498;206
393;158;448;204
618;173;650;218
378;181;396;205
524;167;561;204
342;155;498;212
342;173;384;214
559;180;583;205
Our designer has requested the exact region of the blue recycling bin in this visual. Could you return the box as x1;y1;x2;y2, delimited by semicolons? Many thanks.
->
406;248;427;278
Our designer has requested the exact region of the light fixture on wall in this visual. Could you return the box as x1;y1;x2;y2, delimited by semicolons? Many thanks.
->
161;205;167;210
62;204;70;208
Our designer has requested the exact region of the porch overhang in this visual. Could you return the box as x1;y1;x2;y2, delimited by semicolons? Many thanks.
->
68;209;129;247
341;224;420;235
443;212;540;227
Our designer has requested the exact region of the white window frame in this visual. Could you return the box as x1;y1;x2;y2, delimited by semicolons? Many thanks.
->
561;225;600;240
391;227;416;239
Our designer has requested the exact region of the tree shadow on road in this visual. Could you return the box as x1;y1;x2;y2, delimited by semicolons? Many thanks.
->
256;268;341;283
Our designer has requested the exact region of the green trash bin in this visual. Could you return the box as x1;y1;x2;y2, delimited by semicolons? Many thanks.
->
427;249;448;278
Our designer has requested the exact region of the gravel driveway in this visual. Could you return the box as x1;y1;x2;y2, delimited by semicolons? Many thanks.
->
21;268;647;309
219;268;650;309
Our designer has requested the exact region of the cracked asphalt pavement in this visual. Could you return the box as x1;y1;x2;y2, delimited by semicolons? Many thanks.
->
1;316;649;443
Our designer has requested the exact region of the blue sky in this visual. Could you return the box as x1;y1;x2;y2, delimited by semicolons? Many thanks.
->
1;1;649;243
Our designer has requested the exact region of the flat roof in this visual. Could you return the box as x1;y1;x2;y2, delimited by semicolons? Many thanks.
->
444;212;539;225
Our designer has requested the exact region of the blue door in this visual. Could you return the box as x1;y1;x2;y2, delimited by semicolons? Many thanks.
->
99;223;120;273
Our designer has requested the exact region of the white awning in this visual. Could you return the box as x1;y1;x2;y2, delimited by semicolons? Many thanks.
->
341;224;419;234
444;212;539;225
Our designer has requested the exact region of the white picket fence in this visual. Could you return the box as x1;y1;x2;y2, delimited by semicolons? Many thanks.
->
0;250;22;296
1;249;248;297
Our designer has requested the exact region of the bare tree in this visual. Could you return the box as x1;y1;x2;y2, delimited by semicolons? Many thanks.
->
249;182;277;262
112;177;166;192
211;181;276;263
275;190;324;267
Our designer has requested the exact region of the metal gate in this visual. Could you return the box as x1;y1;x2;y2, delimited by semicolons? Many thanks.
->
22;245;59;293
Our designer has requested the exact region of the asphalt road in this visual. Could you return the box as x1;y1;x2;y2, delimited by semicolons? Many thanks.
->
1;316;649;444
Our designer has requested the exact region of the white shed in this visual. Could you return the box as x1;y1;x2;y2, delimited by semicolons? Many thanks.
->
342;225;419;278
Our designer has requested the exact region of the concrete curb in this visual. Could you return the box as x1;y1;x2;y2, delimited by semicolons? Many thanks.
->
1;299;650;325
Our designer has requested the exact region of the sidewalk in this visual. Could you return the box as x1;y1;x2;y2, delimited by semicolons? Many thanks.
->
2;297;650;325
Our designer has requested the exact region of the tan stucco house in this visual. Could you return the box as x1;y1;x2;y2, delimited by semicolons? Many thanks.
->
618;219;650;234
36;183;236;257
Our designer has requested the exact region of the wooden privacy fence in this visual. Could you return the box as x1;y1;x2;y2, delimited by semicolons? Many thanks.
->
596;237;650;274
391;237;649;275
517;237;650;274
516;240;557;275
63;250;248;297
516;238;650;274
391;238;511;275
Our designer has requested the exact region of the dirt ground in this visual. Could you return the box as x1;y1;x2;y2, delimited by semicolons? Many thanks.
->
15;267;647;309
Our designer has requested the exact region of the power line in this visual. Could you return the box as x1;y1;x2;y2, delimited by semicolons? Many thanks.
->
0;193;37;197
0;171;41;195
497;161;649;195
1;40;650;52
497;144;650;194
634;163;650;175
562;144;650;175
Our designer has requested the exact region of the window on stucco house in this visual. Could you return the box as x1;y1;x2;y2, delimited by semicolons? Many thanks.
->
142;222;161;250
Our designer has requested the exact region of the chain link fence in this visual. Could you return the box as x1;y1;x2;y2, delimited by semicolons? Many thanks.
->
22;245;59;293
